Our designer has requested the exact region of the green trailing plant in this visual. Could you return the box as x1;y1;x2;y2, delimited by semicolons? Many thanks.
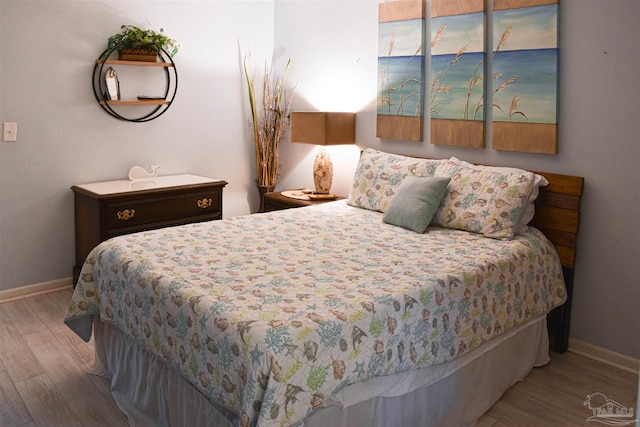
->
108;25;179;57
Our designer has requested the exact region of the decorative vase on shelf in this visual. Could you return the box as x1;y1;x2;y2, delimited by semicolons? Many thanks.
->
257;184;275;213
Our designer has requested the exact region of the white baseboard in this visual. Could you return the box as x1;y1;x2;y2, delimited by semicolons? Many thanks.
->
569;338;639;374
0;277;73;303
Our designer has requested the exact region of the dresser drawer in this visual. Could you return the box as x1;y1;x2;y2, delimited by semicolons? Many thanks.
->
73;175;227;285
105;189;222;231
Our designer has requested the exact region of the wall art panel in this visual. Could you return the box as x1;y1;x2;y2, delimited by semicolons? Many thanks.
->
430;0;486;148
492;0;559;153
377;0;425;142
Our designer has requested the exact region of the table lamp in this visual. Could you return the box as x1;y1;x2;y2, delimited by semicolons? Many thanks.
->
290;112;356;194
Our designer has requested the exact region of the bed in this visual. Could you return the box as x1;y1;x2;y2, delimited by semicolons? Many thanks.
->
64;149;583;426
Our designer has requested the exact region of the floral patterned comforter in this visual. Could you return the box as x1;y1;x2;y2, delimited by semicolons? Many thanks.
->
64;201;566;427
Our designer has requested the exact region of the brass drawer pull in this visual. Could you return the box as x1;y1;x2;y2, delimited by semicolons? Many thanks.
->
197;198;212;209
116;209;135;220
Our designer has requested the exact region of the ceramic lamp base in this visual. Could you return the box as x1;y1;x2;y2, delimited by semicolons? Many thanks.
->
313;147;333;194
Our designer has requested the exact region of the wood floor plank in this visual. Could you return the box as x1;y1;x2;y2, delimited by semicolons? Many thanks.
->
0;298;48;336
502;379;591;425
54;329;95;373
14;374;83;427
0;308;45;383
27;291;72;334
529;363;634;410
0;359;33;427
480;400;552;426
479;352;638;426
472;414;498;427
542;353;638;409
54;329;116;402
24;330;127;427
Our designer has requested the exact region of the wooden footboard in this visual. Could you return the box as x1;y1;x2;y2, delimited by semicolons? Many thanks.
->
530;171;584;353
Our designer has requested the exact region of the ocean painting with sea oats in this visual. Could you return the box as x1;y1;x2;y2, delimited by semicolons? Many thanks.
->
377;19;424;118
492;4;558;124
430;12;485;121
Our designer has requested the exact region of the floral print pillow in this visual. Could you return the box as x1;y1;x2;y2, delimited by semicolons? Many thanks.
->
347;149;443;212
432;159;536;240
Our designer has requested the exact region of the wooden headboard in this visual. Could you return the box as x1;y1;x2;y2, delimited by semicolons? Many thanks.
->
530;171;584;269
529;170;584;353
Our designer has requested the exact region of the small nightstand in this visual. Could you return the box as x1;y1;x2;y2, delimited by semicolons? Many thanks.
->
262;190;344;212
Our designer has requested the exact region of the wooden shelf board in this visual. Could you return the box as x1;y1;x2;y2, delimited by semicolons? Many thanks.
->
99;100;170;106
96;59;173;67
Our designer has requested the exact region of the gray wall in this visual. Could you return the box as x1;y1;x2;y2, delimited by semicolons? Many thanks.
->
0;0;638;359
0;0;274;288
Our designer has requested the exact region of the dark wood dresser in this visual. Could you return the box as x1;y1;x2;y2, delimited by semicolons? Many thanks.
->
71;174;227;284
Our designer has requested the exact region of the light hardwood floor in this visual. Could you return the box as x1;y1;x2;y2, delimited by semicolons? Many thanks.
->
0;288;637;427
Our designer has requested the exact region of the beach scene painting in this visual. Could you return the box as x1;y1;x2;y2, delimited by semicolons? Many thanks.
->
377;19;424;118
377;0;425;141
492;4;558;124
430;0;485;148
492;0;559;154
431;12;485;122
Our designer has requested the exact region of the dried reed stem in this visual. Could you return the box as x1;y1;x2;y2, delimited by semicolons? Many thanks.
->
243;56;294;188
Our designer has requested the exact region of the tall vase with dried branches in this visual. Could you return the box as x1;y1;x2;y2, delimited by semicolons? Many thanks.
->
243;56;294;212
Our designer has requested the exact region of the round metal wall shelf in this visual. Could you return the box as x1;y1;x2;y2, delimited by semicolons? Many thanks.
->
92;43;178;122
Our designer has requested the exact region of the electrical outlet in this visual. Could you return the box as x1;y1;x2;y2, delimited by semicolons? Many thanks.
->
3;122;17;142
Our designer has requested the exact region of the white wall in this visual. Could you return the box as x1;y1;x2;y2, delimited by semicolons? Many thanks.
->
275;0;640;359
0;0;638;359
0;0;274;289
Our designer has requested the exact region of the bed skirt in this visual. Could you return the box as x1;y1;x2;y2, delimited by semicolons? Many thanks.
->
92;315;550;427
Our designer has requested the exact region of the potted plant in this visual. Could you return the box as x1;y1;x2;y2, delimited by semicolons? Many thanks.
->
243;56;295;212
107;25;179;62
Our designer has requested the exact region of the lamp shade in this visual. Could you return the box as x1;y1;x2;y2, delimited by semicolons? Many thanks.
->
290;112;356;146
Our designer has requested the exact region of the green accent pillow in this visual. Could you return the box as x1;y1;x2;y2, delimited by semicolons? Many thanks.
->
383;176;451;233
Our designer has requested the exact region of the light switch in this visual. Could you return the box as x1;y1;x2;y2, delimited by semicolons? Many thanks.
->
3;122;17;142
